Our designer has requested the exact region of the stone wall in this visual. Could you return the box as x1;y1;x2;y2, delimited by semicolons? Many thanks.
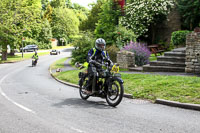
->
185;32;200;73
117;51;135;69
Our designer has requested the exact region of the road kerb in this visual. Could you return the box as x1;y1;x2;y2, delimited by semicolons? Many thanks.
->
155;99;200;111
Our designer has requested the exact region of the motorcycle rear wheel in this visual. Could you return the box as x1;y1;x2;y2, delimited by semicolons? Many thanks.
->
106;79;124;107
79;78;90;100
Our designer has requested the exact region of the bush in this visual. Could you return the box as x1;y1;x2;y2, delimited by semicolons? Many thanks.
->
71;32;94;64
122;42;151;66
171;30;191;47
106;45;120;63
114;26;137;48
37;42;52;49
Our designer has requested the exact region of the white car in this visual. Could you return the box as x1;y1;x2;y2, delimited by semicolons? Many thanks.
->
50;49;60;55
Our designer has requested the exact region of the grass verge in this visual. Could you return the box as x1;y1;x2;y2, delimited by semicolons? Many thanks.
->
0;52;49;63
53;69;200;104
50;57;68;70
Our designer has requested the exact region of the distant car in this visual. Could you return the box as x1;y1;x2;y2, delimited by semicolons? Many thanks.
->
20;45;38;52
50;49;60;55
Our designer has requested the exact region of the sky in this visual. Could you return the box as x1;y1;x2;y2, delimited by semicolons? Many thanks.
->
71;0;97;9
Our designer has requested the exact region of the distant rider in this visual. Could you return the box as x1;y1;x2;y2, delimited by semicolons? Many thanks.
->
87;38;113;94
32;51;39;64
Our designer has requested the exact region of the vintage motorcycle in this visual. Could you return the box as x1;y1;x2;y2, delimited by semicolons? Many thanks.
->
78;61;124;107
32;58;37;67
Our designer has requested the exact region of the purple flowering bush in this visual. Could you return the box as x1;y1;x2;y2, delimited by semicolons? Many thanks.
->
122;41;151;66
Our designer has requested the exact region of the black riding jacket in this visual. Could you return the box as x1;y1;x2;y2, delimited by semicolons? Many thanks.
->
87;48;112;66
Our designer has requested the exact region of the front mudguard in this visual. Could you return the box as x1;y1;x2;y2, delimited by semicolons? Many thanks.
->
110;76;124;84
106;76;124;91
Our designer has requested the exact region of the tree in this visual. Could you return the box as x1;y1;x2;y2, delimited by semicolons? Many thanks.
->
19;0;43;45
41;0;50;10
38;19;52;44
74;10;87;24
66;0;73;8
177;0;200;30
0;0;20;60
95;0;120;45
72;3;88;24
50;0;66;8
79;0;103;32
51;7;79;45
43;4;53;22
121;0;174;37
0;0;42;60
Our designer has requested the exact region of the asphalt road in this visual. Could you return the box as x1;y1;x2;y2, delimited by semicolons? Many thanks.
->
0;48;200;133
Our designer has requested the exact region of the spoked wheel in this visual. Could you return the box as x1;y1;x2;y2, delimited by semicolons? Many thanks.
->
79;78;90;100
106;79;124;107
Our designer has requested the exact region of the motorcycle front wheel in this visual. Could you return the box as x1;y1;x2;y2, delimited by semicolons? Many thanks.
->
79;78;90;100
32;60;34;67
106;79;124;107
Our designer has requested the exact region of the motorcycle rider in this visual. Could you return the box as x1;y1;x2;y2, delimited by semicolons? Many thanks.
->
32;51;39;64
86;38;113;94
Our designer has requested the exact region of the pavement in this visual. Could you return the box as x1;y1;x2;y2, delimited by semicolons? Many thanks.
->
49;58;200;111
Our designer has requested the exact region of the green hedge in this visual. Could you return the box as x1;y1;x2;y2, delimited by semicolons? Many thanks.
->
171;30;191;47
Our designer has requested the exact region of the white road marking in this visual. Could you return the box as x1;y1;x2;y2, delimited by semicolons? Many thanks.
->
0;72;36;114
70;127;85;133
0;51;85;133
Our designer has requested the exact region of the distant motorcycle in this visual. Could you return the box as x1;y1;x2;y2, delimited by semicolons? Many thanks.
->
78;61;124;107
32;58;37;67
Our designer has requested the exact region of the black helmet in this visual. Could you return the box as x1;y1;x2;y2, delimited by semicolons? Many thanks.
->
95;38;106;51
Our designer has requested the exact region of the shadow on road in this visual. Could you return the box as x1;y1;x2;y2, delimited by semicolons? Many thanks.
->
52;98;115;109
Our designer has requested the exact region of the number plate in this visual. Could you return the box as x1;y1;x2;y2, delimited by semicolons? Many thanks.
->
111;65;119;73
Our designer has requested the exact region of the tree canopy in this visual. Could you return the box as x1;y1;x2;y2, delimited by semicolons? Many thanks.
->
177;0;200;30
95;0;120;45
79;0;103;32
51;7;79;44
0;0;86;61
0;0;42;60
121;0;174;37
